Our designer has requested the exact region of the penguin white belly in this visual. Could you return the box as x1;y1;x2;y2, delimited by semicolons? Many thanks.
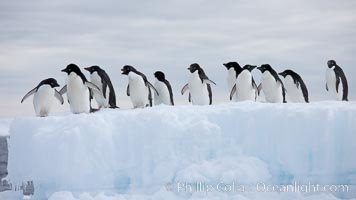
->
227;68;237;101
326;68;343;100
154;81;171;105
261;71;283;103
189;72;209;105
128;73;148;108
90;72;109;108
235;71;255;101
284;76;305;103
67;73;90;113
33;85;54;117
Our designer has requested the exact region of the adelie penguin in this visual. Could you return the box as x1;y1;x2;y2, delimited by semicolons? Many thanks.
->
230;65;260;102
326;60;348;101
181;63;216;105
60;64;102;114
84;65;118;108
279;69;309;103
21;78;64;117
223;62;242;101
121;65;159;108
257;64;286;103
153;71;174;105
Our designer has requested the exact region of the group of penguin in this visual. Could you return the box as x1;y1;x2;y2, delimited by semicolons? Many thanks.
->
21;60;349;117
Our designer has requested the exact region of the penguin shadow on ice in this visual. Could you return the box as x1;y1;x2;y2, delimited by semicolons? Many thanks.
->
181;63;216;105
21;78;64;117
121;65;159;108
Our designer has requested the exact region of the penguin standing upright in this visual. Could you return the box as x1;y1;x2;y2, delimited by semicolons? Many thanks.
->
121;65;158;108
223;62;242;101
60;64;102;114
84;65;118;108
181;63;216;105
153;71;174;105
279;69;309;103
230;65;259;101
326;60;348;101
21;78;64;117
257;64;286;103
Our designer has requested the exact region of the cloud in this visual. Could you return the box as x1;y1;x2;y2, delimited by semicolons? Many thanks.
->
0;0;356;116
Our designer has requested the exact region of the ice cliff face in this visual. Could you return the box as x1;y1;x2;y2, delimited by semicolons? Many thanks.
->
4;101;356;199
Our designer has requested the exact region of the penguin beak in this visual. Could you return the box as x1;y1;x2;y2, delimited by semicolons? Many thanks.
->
250;65;257;71
256;66;262;71
121;68;127;75
61;68;68;73
54;83;60;87
84;67;90;72
278;72;283;76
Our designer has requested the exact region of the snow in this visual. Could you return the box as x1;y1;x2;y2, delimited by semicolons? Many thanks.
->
2;101;356;199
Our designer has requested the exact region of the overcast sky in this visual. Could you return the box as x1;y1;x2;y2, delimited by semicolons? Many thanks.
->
0;0;355;116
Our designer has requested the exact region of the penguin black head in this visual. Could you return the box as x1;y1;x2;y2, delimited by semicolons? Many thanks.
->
278;69;294;78
154;71;166;81
121;65;136;75
84;66;102;74
257;64;273;73
223;62;242;71
188;63;201;73
61;64;82;75
327;60;337;68
39;78;60;88
242;65;257;72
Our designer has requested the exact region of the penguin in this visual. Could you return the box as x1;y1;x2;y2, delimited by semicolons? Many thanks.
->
326;60;348;101
223;62;242;101
278;69;309;103
181;63;216;105
121;65;159;108
153;71;174;105
84;65;118;108
230;65;259;101
257;64;286;103
21;78;64;117
60;63;102;114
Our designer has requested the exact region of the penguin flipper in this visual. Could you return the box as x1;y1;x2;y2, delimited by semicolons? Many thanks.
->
147;86;153;107
147;81;159;96
54;89;64;104
326;83;328;91
188;93;191;102
126;84;130;96
203;79;217;85
59;85;67;95
335;76;340;93
85;82;101;93
257;83;262;95
21;88;37;103
230;84;236;101
181;83;189;95
207;84;212;105
164;80;174;105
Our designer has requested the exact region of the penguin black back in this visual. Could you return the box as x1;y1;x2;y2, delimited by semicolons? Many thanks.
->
61;63;88;84
258;64;287;103
327;60;348;101
279;69;309;103
223;62;242;78
85;65;118;108
154;71;174;105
